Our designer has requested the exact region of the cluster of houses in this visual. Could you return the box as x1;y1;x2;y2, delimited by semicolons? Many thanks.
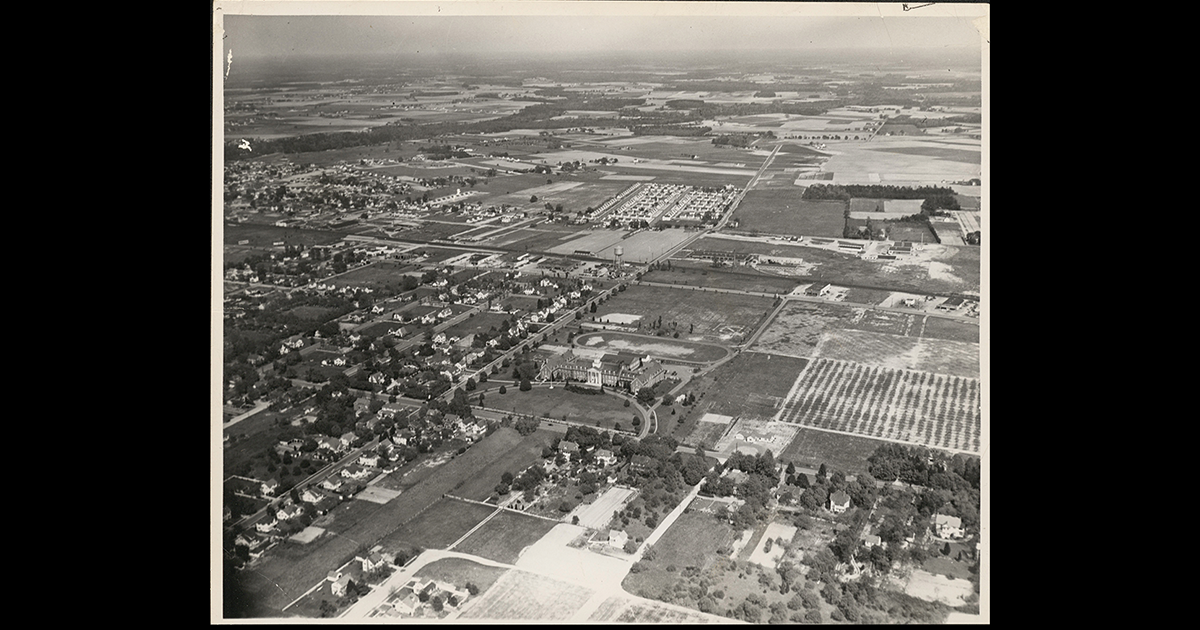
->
375;577;471;618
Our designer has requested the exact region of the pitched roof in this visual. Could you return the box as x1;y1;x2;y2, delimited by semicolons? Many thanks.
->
830;490;851;506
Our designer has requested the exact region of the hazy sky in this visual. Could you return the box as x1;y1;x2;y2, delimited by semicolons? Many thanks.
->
220;3;987;59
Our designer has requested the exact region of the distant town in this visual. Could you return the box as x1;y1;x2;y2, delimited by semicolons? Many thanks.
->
218;13;985;624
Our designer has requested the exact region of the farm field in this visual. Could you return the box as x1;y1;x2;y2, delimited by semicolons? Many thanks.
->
375;497;496;555
687;352;809;424
574;331;730;363
641;264;801;295
226;427;556;615
458;569;593;621
486;386;639;433
453;510;560;565
821;138;981;185
751;301;976;360
779;426;893;475
589;597;733;623
775;358;982;453
594;284;776;344
732;189;847;238
815;328;980;378
918;315;981;344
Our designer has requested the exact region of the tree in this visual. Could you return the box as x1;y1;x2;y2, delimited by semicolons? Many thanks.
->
520;378;532;391
499;385;507;394
530;195;538;203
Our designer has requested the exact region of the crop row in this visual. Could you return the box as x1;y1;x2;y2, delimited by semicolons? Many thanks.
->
775;358;981;453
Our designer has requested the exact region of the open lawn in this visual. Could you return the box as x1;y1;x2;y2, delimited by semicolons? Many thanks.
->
224;223;347;248
595;284;776;344
622;510;735;597
412;557;509;597
459;569;593;621
376;497;496;553
440;311;512;339
393;221;477;242
751;301;965;359
487;386;638;432
574;331;730;363
732;190;846;238
452;434;558;502
593;228;696;263
453;510;560;565
775;358;981;453
327;260;418;290
781;426;900;475
489;227;580;252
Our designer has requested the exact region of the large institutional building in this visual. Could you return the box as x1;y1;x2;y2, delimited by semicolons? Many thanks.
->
539;347;668;392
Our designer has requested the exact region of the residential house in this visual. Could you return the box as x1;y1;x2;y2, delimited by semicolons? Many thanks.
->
359;552;387;573
432;332;448;345
321;475;347;492
863;534;883;548
630;454;657;474
255;515;278;533
342;464;373;481
260;478;280;496
277;503;304;521
933;514;964;539
608;529;629;549
339;432;358;449
592;446;614;465
829;490;851;514
301;487;334;504
331;574;353;598
359;452;381;468
235;531;268;552
558;440;580;461
317;436;343;453
437;307;453;319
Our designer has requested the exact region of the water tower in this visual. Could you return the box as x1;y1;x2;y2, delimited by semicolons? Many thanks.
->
613;245;624;270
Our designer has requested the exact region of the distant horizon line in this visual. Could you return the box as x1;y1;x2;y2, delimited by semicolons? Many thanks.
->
229;46;982;60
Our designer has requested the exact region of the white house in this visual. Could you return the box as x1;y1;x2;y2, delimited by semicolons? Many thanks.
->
933;514;964;539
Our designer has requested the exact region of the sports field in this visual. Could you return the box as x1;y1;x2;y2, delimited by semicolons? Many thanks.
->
574;332;730;363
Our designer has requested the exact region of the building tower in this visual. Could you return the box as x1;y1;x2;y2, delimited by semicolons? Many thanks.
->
613;245;624;270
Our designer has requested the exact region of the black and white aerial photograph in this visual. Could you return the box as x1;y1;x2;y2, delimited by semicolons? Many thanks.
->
213;1;988;623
